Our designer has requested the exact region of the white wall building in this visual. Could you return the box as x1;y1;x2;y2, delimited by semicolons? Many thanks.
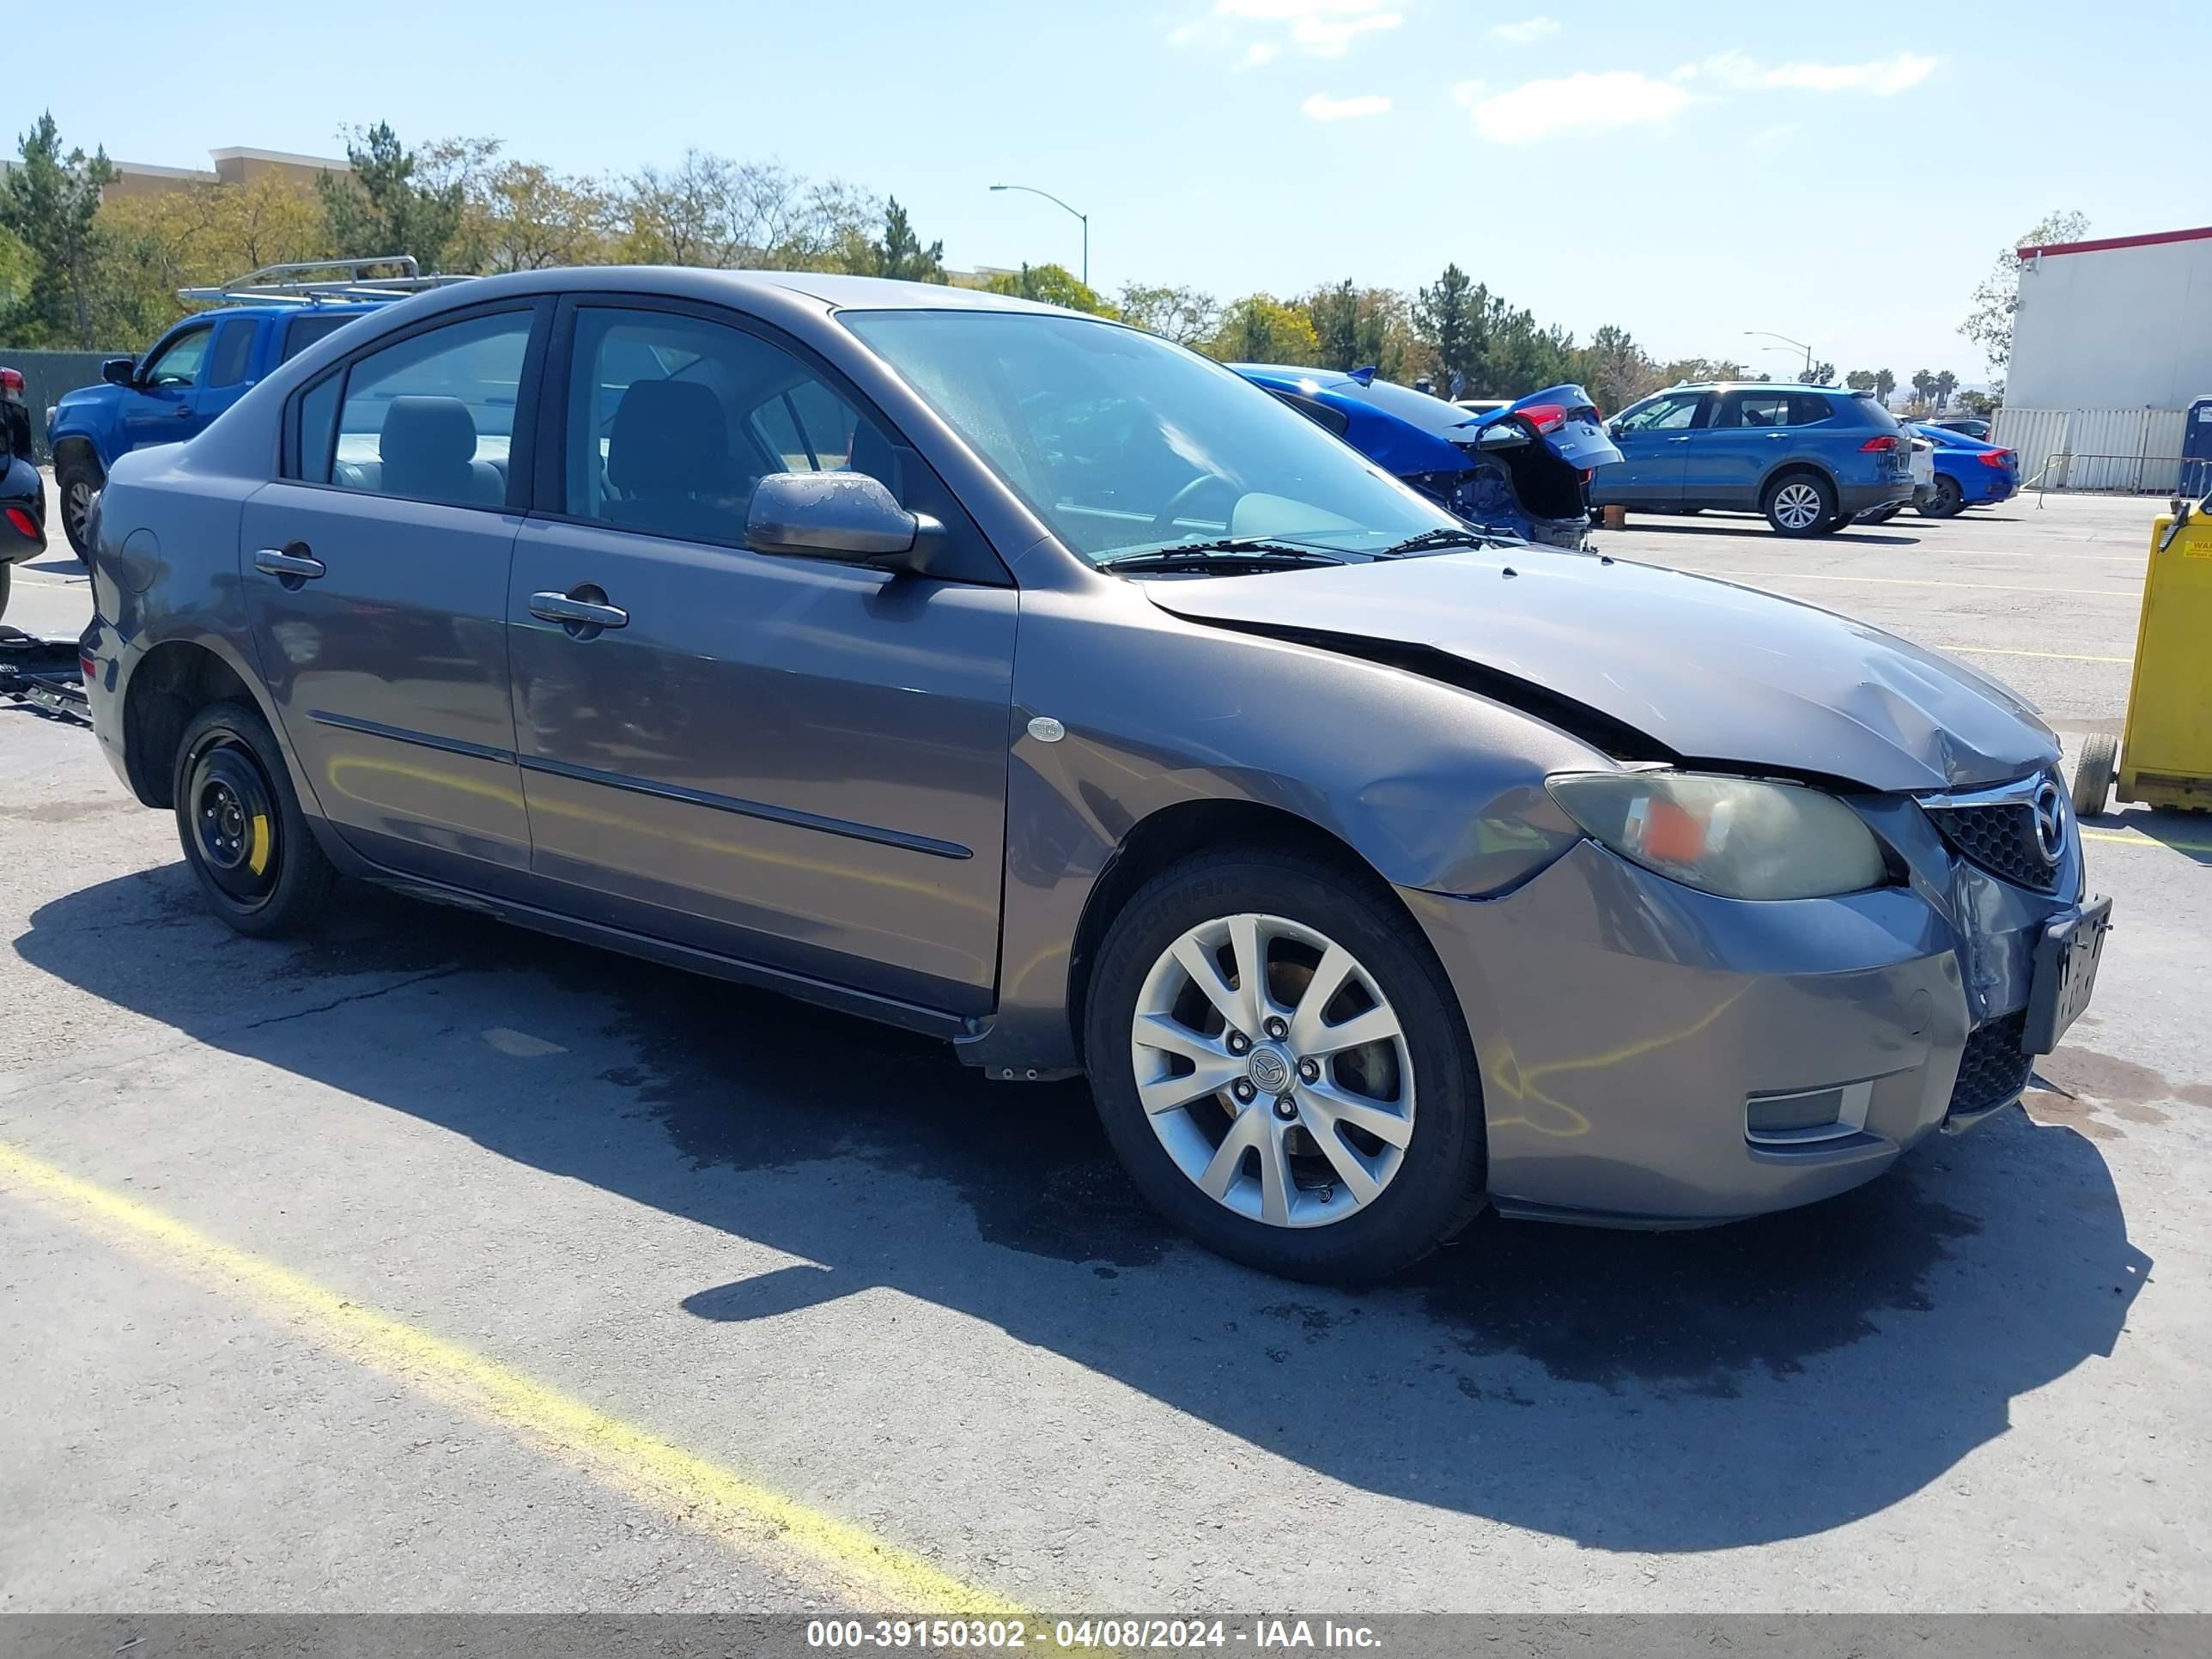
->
2008;225;2212;410
1995;226;2212;491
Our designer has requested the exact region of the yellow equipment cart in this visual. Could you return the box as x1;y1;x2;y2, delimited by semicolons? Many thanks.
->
2072;500;2212;816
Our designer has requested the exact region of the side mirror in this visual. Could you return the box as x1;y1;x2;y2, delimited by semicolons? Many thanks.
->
1476;423;1531;451
746;471;941;575
101;357;137;387
1605;421;1623;440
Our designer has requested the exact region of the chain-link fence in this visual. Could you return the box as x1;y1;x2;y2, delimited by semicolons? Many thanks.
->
0;349;122;464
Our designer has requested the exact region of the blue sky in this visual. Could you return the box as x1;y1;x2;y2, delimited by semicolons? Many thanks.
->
19;0;2208;381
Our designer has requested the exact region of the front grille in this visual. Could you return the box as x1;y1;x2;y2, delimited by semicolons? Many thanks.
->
1925;796;2062;892
1949;1010;2033;1118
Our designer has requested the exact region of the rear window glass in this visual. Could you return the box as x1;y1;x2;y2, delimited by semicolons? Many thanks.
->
206;320;256;388
1848;392;1901;432
283;312;362;362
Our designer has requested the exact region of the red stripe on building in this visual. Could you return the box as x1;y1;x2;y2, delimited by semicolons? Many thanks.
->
2017;225;2212;260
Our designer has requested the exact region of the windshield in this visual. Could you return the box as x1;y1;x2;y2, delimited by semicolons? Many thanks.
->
842;310;1456;564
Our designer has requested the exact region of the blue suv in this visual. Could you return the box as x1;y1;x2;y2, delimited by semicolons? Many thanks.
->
46;303;379;556
1589;383;1914;537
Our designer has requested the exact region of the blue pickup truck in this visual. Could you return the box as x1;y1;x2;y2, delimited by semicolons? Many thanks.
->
44;259;459;556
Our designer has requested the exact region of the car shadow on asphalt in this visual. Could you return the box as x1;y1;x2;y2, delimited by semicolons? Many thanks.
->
17;867;2151;1554
1614;522;1924;548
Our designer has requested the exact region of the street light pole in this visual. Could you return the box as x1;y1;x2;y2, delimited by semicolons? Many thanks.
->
989;183;1089;289
1745;329;1814;380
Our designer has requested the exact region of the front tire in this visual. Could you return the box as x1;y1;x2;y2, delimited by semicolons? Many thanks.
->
1085;846;1486;1284
2070;732;2118;819
1764;472;1835;537
173;700;337;937
55;455;102;562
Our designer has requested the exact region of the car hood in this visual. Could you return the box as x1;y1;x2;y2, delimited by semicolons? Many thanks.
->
1142;549;2058;792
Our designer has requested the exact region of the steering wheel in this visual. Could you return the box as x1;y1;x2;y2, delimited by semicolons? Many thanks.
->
1150;472;1241;539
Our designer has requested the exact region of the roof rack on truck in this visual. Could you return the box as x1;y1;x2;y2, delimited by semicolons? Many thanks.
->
177;256;475;307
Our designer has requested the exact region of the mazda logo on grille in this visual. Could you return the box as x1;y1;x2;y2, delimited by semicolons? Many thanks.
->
2032;778;2066;865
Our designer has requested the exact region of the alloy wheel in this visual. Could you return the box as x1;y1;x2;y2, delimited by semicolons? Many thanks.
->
65;478;95;547
1771;482;1825;531
1129;913;1414;1229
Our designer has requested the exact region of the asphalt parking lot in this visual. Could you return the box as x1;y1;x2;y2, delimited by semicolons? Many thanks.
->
3;481;2207;1616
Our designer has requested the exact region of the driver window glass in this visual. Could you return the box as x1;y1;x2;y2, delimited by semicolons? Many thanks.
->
1617;393;1699;434
564;307;898;546
143;327;212;389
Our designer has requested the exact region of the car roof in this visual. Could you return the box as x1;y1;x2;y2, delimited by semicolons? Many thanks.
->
173;301;388;323
1672;381;1852;395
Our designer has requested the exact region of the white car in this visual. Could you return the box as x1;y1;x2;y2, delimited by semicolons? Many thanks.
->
1859;435;1936;524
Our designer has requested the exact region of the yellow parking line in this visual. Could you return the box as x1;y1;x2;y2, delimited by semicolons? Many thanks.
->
1722;570;2137;599
0;1138;1024;1617
2081;829;2212;854
1933;644;2133;664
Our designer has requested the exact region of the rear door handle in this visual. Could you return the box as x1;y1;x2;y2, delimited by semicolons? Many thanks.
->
253;546;325;580
530;590;629;631
1765;432;1789;441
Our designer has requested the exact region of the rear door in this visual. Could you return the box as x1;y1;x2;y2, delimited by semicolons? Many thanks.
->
1594;390;1703;504
240;301;550;887
195;317;260;428
505;297;1017;1013
1681;390;1805;507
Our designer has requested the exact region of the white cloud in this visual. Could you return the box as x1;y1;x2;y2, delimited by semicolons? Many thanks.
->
1173;0;1402;60
1490;16;1559;46
1455;70;1692;143
1302;91;1393;120
1693;49;1937;95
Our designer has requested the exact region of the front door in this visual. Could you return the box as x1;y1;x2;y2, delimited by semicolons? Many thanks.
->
1595;390;1704;505
240;302;548;884
506;300;1017;1013
118;321;215;453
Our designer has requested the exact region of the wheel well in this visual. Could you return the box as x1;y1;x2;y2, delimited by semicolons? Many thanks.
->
1761;462;1836;506
51;435;101;477
1065;799;1407;1059
123;642;252;808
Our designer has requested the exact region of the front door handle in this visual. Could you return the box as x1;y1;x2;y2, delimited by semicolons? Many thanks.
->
1667;435;1692;444
174;405;194;418
530;589;629;633
253;545;325;582
1765;432;1789;441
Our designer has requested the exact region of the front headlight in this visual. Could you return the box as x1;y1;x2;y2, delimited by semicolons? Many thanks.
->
1546;770;1887;900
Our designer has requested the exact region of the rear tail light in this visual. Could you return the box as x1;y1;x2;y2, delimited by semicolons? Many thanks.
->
80;653;98;682
1859;434;1900;452
0;367;24;396
4;505;38;538
1516;403;1567;434
1978;449;2015;468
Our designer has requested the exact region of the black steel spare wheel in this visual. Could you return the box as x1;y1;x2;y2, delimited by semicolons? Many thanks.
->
186;735;282;908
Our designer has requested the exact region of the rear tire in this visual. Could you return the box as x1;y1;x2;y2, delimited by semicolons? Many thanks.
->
56;455;102;562
0;561;10;623
173;699;337;938
2069;732;2118;819
1764;472;1835;537
1085;845;1487;1285
1919;475;1964;519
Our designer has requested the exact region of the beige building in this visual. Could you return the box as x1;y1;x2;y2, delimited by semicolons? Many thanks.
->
101;146;350;202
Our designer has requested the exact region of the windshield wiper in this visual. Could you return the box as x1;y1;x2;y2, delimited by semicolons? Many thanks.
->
1371;526;1513;557
1096;538;1346;571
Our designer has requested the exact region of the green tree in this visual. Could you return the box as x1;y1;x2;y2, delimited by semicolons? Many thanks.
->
1960;209;2088;369
1117;282;1221;345
982;262;1112;315
1874;368;1896;404
1844;369;1877;392
1806;360;1836;386
1932;368;1959;410
1304;279;1362;370
864;197;945;283
1910;368;1936;409
1201;294;1319;364
1571;324;1659;414
0;112;117;346
1413;263;1480;394
1656;357;1747;385
316;123;466;271
1955;388;1998;416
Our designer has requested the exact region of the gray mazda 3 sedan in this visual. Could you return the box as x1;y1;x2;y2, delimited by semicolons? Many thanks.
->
79;270;2111;1283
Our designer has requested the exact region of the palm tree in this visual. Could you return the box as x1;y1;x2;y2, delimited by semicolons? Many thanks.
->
1933;369;1959;411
